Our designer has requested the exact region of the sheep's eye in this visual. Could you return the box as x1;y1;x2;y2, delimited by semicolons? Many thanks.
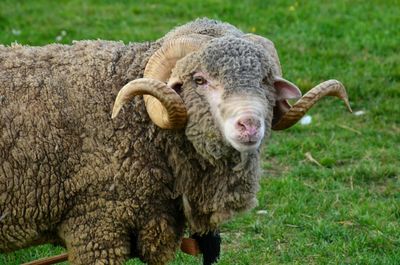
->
262;77;270;85
193;76;207;85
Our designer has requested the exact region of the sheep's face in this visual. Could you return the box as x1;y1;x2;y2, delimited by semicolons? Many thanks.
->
170;37;277;159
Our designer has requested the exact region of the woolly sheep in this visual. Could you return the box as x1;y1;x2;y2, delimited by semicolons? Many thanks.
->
0;18;351;265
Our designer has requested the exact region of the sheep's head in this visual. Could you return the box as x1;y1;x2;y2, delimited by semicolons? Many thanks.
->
169;37;280;155
112;33;351;156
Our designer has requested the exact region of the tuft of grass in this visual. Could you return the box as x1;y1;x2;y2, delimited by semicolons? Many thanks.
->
1;0;399;264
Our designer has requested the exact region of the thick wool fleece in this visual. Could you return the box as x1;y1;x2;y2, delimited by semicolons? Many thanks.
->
0;41;185;265
0;18;278;265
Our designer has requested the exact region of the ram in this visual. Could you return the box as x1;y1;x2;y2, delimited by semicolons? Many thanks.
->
0;18;351;265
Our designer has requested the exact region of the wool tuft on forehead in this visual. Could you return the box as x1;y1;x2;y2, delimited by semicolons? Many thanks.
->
199;37;275;86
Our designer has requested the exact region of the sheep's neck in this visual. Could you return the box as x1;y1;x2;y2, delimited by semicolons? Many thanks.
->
165;133;261;233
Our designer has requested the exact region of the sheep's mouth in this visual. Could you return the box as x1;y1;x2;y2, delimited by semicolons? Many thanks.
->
241;140;258;146
234;135;262;147
227;137;261;152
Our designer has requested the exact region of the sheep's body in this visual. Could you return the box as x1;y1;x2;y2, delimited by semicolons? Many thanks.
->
0;19;264;264
0;40;185;264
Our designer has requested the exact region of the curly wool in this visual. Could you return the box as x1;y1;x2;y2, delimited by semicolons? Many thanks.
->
0;40;184;264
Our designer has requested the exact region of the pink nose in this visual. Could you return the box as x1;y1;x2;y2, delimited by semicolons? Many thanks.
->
235;116;261;138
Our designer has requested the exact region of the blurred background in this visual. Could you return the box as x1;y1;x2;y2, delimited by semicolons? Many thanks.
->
1;0;399;264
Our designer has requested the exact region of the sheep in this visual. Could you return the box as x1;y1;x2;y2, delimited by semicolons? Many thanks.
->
0;18;351;265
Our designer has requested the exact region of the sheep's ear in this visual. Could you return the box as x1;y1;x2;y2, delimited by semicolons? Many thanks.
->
272;77;302;126
274;77;301;100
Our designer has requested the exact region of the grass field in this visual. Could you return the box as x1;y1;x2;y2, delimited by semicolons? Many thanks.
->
1;0;399;264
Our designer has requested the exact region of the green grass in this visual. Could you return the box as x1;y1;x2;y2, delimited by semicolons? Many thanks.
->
1;0;399;264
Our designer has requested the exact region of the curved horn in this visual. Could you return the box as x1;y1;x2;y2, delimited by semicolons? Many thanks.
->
272;79;352;130
142;34;212;128
112;34;211;129
145;34;213;81
112;78;187;129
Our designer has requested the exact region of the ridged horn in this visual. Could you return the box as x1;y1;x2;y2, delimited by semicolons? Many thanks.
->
142;34;212;128
112;78;187;128
145;34;213;81
112;34;211;129
272;79;352;130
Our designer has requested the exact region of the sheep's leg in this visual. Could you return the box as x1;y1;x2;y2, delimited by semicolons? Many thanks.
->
191;230;221;265
136;215;184;265
59;219;130;265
